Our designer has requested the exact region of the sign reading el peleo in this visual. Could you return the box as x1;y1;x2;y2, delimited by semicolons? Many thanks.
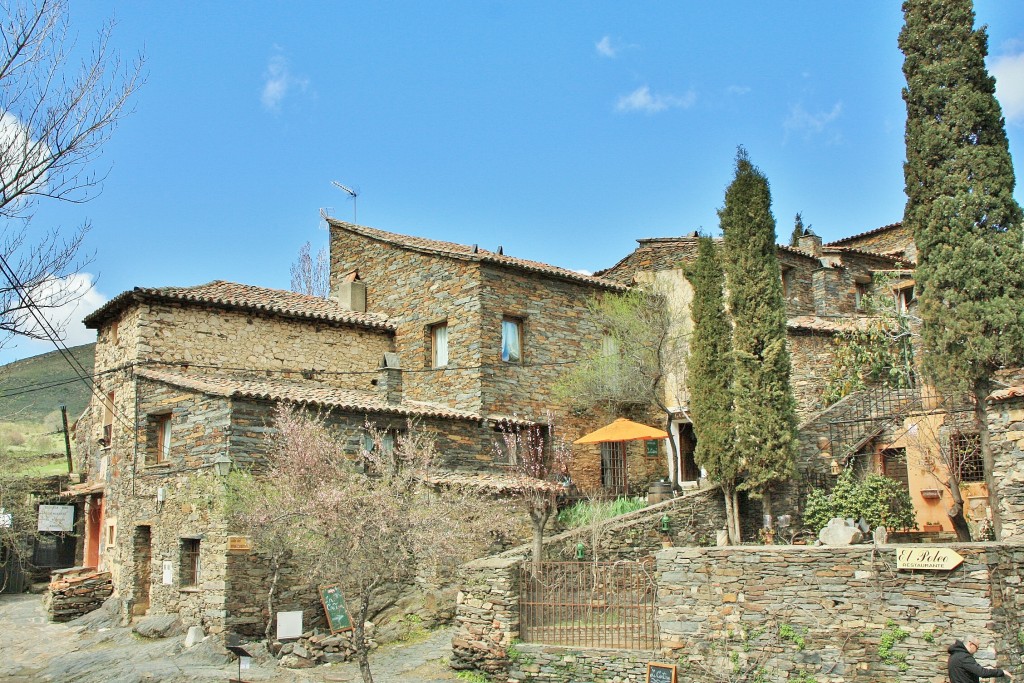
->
896;547;964;571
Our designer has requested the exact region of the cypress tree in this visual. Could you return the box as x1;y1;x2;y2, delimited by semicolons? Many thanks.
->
900;0;1024;537
686;236;741;542
719;148;798;522
790;213;805;247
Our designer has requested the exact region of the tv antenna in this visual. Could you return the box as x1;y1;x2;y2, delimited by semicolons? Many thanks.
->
332;181;358;224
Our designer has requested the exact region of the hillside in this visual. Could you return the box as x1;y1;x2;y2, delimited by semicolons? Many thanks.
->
0;343;96;424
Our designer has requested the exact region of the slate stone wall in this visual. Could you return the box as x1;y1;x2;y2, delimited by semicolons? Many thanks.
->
658;543;1024;683
990;394;1024;541
134;301;393;391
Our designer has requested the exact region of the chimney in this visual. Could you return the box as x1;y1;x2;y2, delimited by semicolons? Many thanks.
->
377;353;402;405
332;270;366;312
797;231;822;257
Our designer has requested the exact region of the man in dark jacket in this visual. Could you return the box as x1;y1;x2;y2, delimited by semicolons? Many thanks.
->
948;637;1014;683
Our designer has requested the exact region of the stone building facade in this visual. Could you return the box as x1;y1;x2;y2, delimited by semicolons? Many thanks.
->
989;386;1024;541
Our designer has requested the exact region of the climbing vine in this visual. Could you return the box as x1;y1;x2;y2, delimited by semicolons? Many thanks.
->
822;270;915;406
878;620;910;671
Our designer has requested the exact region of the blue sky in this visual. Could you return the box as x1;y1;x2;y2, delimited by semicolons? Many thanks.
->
4;1;1024;363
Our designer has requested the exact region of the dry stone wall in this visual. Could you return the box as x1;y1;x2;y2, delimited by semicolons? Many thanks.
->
135;302;393;390
990;394;1024;540
658;543;1024;683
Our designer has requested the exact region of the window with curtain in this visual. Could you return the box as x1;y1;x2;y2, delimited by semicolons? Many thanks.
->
432;323;449;367
501;318;521;363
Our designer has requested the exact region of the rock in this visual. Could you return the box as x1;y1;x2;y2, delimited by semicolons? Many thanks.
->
133;615;184;639
280;654;315;669
293;644;309;659
184;625;205;648
873;526;888;545
818;518;863;546
279;642;294;656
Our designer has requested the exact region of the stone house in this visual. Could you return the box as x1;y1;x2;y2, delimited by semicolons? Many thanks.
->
595;227;913;486
66;216;1021;639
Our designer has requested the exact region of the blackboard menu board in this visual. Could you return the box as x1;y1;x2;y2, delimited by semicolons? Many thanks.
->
319;584;353;633
647;662;676;683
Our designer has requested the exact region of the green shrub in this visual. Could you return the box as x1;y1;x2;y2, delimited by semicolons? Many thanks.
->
557;496;647;528
803;468;916;533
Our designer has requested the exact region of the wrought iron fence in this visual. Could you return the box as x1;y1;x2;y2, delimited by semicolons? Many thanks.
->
518;560;659;650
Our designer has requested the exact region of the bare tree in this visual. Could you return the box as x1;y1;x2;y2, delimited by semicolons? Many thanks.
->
228;407;501;683
555;287;685;486
0;0;143;347
289;241;329;298
494;414;573;566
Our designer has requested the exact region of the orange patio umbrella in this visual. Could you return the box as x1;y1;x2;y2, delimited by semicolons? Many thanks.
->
573;417;669;444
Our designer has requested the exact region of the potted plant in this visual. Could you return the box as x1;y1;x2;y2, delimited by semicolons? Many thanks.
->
922;521;943;532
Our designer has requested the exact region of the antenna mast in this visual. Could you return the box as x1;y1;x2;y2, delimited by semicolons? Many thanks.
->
331;181;358;224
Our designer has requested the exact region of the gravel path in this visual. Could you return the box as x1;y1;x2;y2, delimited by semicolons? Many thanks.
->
0;593;461;683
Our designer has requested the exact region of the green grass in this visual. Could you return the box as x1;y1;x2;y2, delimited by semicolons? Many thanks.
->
0;343;95;423
455;671;490;683
1;420;70;476
557;496;648;528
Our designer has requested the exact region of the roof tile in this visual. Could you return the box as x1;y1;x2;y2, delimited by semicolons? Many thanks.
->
85;280;395;331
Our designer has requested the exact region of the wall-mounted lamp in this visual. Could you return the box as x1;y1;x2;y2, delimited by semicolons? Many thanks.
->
830;458;842;476
659;515;671;534
213;453;232;477
575;542;586;560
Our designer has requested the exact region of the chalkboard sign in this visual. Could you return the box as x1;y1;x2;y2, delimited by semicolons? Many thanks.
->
647;662;676;683
319;584;353;633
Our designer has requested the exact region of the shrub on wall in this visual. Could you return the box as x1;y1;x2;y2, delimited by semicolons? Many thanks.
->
803;468;916;533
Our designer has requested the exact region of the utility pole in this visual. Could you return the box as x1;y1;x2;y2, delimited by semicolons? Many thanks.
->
60;404;73;474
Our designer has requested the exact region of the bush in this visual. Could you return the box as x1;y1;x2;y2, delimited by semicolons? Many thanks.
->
803;468;916;533
557;496;647;528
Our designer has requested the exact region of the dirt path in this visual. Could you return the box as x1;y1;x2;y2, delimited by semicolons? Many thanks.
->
0;593;460;683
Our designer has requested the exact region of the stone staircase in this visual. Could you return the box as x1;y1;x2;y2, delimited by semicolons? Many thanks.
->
797;384;922;478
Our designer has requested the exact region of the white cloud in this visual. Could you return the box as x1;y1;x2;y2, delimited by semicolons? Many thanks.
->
784;102;843;140
261;48;310;112
615;86;696;114
0;110;50;202
990;51;1024;126
596;36;617;58
727;85;751;96
14;273;106;353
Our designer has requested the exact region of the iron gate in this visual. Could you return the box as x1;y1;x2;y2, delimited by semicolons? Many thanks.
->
519;560;659;650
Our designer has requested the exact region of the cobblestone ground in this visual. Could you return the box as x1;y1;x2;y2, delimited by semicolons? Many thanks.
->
0;593;461;683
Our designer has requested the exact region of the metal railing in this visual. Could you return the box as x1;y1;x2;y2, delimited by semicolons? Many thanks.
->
519;560;659;650
828;385;921;463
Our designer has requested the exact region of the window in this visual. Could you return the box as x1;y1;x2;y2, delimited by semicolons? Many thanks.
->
180;538;201;588
101;391;115;448
149;414;172;464
951;431;984;483
882;448;909;490
431;322;449;367
855;282;869;310
363;429;403;456
897;283;915;313
781;268;793;299
501;317;522;363
110;321;119;344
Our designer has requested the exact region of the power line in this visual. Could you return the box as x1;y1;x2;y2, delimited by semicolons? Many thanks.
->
0;254;136;430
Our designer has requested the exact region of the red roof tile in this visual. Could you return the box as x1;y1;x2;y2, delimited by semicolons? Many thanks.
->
84;281;395;331
990;385;1024;403
329;220;626;290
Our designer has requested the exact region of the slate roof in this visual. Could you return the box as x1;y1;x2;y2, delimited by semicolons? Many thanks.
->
329;219;625;291
134;367;480;421
84;280;395;331
824;222;903;246
787;316;866;333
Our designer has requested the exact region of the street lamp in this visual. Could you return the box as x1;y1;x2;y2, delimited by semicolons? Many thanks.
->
213;453;232;478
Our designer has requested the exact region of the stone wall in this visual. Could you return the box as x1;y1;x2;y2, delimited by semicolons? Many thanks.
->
990;393;1024;541
788;329;836;421
658;543;1024;683
135;301;393;391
